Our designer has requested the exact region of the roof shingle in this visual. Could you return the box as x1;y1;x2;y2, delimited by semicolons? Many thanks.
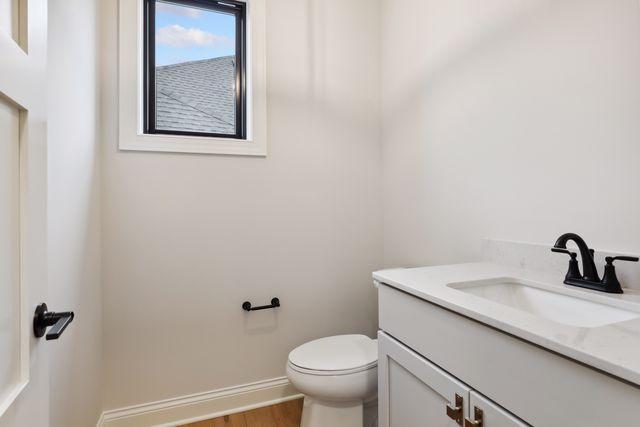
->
155;56;236;134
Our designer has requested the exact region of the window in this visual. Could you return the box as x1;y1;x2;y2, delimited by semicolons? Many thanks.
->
143;0;247;139
118;0;266;155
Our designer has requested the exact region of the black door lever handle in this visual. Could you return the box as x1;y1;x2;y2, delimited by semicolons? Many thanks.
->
33;303;75;340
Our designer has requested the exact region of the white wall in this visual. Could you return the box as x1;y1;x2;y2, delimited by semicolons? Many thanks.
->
380;0;640;268
100;0;381;410
48;0;103;425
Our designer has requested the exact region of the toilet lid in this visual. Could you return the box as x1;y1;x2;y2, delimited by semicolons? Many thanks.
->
288;335;377;372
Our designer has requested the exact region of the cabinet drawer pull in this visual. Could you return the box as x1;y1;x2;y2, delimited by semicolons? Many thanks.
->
464;407;483;427
446;394;464;426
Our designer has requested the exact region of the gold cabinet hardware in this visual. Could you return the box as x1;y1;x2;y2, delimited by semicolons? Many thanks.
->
446;393;464;426
464;406;484;427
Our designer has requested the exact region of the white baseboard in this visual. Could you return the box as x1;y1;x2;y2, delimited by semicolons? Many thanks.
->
98;377;302;427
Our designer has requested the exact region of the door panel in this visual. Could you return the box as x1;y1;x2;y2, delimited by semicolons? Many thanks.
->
469;391;529;427
0;0;18;42
379;332;471;427
0;98;21;416
0;99;22;413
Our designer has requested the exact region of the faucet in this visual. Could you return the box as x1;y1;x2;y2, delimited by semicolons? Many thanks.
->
551;233;638;294
552;233;600;282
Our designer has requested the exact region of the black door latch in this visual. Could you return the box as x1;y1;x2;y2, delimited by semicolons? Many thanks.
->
33;303;75;340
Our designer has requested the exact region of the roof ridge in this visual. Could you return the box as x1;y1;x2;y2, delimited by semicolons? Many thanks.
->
156;55;235;70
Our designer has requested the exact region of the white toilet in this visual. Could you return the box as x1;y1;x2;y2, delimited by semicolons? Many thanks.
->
286;334;378;427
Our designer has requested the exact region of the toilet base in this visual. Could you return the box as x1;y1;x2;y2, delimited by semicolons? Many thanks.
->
301;396;363;427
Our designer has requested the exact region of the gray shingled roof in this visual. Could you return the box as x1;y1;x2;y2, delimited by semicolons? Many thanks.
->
156;56;236;134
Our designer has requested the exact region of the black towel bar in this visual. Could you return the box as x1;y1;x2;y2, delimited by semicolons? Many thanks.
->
242;297;280;312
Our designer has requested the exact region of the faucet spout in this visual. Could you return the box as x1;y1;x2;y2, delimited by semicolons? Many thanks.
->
553;233;600;282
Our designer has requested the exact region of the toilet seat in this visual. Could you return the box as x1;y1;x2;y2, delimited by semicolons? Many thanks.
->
288;360;377;376
288;335;377;376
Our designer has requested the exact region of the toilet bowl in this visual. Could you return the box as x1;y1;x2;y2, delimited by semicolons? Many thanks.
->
286;335;378;427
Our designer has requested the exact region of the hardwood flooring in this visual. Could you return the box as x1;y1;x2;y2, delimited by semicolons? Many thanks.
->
181;399;303;427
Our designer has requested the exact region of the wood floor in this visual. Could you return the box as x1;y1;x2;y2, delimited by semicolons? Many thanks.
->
181;399;303;427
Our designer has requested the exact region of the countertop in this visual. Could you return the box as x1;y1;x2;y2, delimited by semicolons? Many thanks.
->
373;262;640;386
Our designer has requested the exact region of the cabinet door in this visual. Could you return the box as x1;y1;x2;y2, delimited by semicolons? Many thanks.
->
378;332;472;427
467;391;529;427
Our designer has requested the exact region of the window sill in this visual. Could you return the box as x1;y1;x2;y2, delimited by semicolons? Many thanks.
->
119;133;267;156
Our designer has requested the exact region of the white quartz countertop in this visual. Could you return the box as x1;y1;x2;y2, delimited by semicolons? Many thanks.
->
373;262;640;386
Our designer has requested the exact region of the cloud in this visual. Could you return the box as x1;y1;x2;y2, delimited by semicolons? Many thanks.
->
156;25;234;48
156;2;203;18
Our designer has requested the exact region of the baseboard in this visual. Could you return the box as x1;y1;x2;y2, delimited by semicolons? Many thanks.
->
97;377;302;427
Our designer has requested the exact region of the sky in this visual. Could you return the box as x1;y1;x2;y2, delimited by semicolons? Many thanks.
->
155;1;236;66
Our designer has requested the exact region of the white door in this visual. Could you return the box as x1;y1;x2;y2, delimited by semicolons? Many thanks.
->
467;391;529;427
0;0;49;425
378;332;472;427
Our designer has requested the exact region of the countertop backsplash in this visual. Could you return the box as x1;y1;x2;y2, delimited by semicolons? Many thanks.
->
482;239;640;292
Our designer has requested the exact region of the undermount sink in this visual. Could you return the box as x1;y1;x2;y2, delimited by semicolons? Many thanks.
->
448;278;640;328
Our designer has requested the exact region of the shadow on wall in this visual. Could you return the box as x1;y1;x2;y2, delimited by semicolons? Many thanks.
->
268;0;377;133
384;0;548;117
243;311;280;335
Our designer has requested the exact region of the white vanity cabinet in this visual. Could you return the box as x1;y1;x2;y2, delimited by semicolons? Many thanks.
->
379;332;526;427
377;283;640;427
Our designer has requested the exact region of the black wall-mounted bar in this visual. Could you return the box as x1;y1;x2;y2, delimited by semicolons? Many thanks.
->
242;298;280;312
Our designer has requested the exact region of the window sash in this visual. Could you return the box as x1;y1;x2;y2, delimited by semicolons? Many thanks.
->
143;0;247;139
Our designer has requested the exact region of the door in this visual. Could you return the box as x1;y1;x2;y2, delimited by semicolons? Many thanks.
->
467;391;529;427
378;332;472;427
0;0;49;425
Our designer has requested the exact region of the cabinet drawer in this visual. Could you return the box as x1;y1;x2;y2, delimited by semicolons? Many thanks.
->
379;284;640;426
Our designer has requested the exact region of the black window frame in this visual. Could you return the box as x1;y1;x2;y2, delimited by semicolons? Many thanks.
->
143;0;247;139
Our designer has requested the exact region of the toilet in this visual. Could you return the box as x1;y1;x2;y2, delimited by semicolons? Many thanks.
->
286;334;378;427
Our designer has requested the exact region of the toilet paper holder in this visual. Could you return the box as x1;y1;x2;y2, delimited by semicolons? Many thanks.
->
242;297;280;312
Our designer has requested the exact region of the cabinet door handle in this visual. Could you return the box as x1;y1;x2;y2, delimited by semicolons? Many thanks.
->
464;407;483;427
446;394;464;426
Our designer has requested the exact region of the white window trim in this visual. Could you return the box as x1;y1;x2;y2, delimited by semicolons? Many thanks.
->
118;0;267;156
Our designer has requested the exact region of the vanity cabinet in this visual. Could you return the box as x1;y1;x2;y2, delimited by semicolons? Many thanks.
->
377;283;640;426
379;332;526;427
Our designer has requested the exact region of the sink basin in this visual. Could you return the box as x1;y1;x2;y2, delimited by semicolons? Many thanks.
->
448;278;640;328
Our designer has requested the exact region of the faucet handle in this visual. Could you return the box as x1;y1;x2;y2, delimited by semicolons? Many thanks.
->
551;248;581;280
601;256;638;294
551;248;577;259
605;256;639;265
